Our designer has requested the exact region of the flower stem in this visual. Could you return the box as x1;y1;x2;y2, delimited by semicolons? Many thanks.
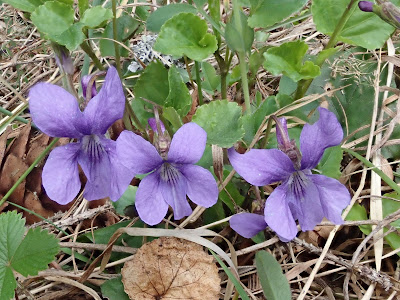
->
112;0;121;75
294;0;358;99
232;0;251;113
343;147;400;195
80;41;104;71
0;138;59;208
194;61;203;105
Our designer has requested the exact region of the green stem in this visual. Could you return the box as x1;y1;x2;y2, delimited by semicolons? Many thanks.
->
294;0;358;100
343;147;400;195
80;41;104;71
0;106;38;130
112;0;121;75
215;51;228;99
231;0;251;113
194;61;203;105
0;138;59;208
238;51;251;113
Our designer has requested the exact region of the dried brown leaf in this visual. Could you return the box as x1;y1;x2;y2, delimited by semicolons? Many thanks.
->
0;126;12;167
122;237;221;300
0;154;28;205
26;133;50;165
8;123;31;158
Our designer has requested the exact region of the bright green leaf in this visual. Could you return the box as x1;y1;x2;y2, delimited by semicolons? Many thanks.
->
225;11;254;53
31;1;75;39
201;61;220;91
2;0;44;12
166;65;192;116
192;100;244;147
317;146;343;179
113;186;137;216
383;193;400;228
0;267;16;300
312;0;396;50
219;170;245;212
255;250;291;300
163;107;184;131
146;3;197;32
55;23;85;51
154;13;218;61
100;14;140;57
345;203;371;235
248;0;308;28
11;227;59;277
80;6;113;28
133;61;169;106
78;0;89;15
101;276;130;300
0;211;25;259
263;40;320;82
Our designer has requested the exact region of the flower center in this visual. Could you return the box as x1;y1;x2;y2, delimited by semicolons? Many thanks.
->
287;171;309;201
81;134;105;162
159;162;180;184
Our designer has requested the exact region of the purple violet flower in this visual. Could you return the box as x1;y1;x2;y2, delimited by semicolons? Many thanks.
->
228;108;351;241
116;122;219;225
359;1;374;12
29;66;133;204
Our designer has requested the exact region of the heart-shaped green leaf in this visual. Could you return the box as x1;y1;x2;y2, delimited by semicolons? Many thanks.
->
248;0;308;28
146;3;197;32
154;13;218;61
80;6;113;28
192;100;244;147
312;0;399;49
263;40;320;82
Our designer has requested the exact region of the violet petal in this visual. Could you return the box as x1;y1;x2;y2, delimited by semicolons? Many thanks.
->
102;138;136;201
276;117;289;148
308;174;350;224
148;118;165;133
29;83;85;138
228;148;295;186
229;213;267;238
300;107;343;170
77;135;113;200
359;1;373;12
180;164;218;208
83;66;125;134
116;130;163;174
168;123;206;164
81;74;97;99
159;165;192;220
264;184;298;241
135;172;169;225
42;143;81;205
285;173;324;231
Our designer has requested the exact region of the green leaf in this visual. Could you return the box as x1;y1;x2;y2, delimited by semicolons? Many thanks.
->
55;23;85;51
11;227;59;276
154;12;218;61
263;40;320;82
112;186;137;216
201;61;220;91
255;250;291;300
225;10;254;53
163;107;184;131
80;6;113;28
345;203;371;235
0;212;59;300
2;0;44;12
312;0;396;50
166;65;192;116
101;276;130;300
146;3;197;32
219;170;245;212
317;146;343;179
248;0;308;28
133;61;169;106
383;193;400;228
78;0;89;15
204;198;226;226
100;14;140;57
192;100;244;147
31;1;75;39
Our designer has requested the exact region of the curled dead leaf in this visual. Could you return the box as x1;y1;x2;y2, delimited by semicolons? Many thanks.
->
122;236;221;300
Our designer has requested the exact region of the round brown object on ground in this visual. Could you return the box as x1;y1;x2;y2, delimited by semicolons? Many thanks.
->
121;236;220;300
